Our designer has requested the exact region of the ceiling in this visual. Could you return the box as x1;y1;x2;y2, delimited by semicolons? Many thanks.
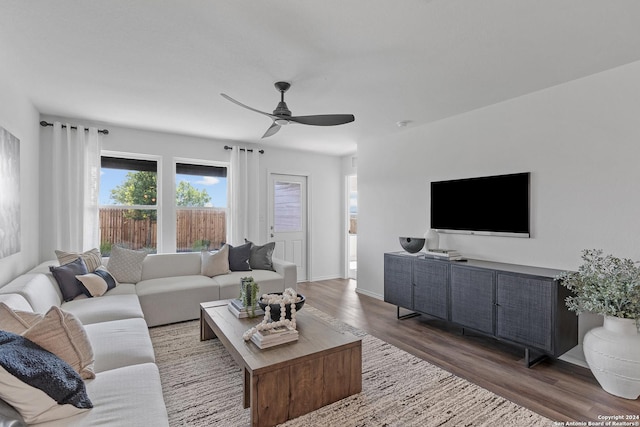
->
2;1;640;156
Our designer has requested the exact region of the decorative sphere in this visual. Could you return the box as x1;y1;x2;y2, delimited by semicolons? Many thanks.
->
258;293;305;322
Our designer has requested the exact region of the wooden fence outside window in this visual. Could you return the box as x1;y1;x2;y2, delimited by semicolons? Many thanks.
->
99;207;226;255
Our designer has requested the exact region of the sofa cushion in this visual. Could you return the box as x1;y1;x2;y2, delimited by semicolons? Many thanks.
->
106;246;147;283
61;294;144;325
136;276;220;326
140;252;201;281
75;267;118;297
201;245;230;277
32;363;169;427
214;270;286;300
0;273;62;313
0;294;33;313
22;307;95;380
245;240;276;271
0;331;92;425
55;248;102;273
84;319;155;373
0;303;42;334
228;243;251;271
49;258;90;302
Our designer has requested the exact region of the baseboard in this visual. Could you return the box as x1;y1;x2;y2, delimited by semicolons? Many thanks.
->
307;274;342;282
558;344;588;368
355;287;383;300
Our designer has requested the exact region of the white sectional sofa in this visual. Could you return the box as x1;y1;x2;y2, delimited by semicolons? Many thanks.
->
0;251;296;426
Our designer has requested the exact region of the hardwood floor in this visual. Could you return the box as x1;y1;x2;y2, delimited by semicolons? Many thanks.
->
297;278;640;424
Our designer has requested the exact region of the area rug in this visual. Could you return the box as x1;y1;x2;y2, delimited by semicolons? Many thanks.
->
150;306;552;426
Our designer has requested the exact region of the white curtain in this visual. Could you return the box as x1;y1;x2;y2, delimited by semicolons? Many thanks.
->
51;122;101;252
228;146;260;246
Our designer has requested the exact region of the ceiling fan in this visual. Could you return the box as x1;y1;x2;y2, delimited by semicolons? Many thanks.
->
221;81;355;138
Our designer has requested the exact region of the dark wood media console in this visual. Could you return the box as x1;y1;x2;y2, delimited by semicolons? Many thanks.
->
384;252;578;367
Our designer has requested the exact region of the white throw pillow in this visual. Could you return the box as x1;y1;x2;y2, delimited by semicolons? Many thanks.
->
106;245;148;283
201;244;231;277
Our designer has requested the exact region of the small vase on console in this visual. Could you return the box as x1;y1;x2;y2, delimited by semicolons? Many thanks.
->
424;229;440;250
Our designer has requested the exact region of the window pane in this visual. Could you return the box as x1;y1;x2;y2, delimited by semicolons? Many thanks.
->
99;156;158;256
175;163;227;252
99;208;157;256
274;181;302;232
100;158;157;206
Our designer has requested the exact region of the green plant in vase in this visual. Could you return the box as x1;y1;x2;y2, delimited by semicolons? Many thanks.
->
557;249;640;399
240;277;260;318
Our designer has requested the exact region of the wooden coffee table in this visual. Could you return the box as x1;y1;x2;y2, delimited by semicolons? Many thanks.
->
200;300;362;427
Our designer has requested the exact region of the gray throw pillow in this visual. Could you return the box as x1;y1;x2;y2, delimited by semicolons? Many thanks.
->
228;243;252;272
245;239;275;271
49;257;89;302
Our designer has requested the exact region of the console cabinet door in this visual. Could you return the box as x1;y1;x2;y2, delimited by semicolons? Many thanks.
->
496;273;554;352
384;254;413;309
450;265;495;334
413;258;449;319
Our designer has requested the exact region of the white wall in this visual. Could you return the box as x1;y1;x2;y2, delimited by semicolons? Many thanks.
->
38;117;344;281
357;60;640;317
0;80;41;285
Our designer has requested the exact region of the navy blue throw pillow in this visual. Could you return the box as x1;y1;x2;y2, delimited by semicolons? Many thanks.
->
49;257;89;301
0;331;93;409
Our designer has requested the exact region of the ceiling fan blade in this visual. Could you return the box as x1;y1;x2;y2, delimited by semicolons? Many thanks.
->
220;93;276;119
288;114;355;126
262;122;281;138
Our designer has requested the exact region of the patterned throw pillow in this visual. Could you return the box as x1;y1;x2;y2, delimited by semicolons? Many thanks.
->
49;257;90;301
201;244;231;277
55;248;102;272
75;267;118;297
106;245;148;283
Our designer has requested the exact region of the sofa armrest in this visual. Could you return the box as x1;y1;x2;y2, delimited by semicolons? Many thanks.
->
271;258;297;290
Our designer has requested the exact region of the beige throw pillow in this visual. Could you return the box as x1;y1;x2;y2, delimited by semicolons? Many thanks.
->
22;306;95;380
201;244;231;277
55;248;102;272
0;302;42;334
107;245;148;283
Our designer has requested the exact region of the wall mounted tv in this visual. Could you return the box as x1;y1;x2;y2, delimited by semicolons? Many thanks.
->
430;172;530;238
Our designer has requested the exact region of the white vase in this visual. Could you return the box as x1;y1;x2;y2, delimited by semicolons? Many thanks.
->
424;229;439;250
583;316;640;399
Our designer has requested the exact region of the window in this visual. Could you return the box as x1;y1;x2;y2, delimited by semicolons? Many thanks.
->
175;162;228;252
99;156;158;256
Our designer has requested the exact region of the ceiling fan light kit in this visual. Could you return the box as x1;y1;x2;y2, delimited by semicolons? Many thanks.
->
221;81;355;138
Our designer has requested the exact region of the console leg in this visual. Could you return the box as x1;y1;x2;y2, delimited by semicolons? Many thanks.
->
396;306;420;320
525;348;548;368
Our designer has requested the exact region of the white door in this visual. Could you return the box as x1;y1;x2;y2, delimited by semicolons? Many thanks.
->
347;175;357;279
268;174;308;282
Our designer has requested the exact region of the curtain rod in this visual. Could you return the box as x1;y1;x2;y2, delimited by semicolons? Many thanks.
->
224;145;264;154
40;121;109;135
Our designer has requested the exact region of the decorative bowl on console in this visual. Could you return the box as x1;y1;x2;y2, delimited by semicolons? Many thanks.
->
399;237;425;254
258;292;306;322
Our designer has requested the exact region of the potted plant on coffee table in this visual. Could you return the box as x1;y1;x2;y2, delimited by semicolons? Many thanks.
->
557;249;640;399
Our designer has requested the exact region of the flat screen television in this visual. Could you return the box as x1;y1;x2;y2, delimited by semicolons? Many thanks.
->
430;172;530;238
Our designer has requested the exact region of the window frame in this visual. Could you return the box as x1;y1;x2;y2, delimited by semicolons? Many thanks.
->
99;150;163;253
173;157;229;252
